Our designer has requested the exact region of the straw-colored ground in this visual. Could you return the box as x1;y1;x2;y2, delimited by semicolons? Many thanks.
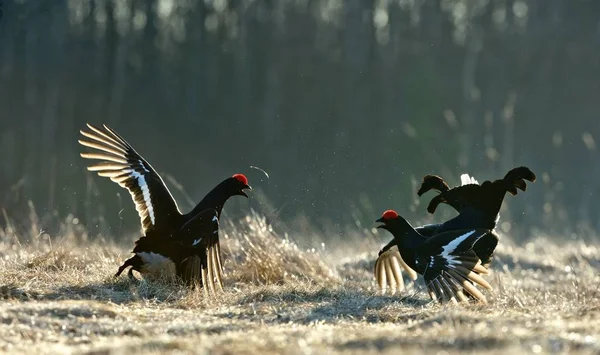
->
1;212;599;354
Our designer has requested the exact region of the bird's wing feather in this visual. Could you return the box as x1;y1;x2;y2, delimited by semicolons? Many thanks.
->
177;208;223;292
374;245;418;295
426;183;483;215
419;229;493;304
415;223;441;237
79;124;181;235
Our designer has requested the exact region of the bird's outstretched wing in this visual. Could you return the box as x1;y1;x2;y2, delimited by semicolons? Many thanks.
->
79;124;181;235
425;184;481;214
419;229;493;304
423;167;536;214
418;174;479;214
375;223;439;294
177;208;223;293
417;175;450;196
374;245;418;295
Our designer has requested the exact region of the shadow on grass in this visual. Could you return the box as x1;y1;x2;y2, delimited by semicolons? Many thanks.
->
2;278;191;305
337;334;510;352
232;286;430;324
0;284;42;301
45;279;143;304
302;292;430;324
1;301;120;319
236;285;349;305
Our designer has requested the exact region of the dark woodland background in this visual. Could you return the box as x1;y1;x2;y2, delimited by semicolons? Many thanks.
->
0;0;599;241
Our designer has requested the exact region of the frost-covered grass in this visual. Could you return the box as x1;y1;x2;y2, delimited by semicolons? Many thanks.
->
0;212;599;354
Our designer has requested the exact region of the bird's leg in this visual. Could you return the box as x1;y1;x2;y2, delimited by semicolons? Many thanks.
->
128;268;141;282
115;255;142;281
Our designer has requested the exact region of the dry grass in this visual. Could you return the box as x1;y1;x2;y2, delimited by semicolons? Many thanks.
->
1;212;600;354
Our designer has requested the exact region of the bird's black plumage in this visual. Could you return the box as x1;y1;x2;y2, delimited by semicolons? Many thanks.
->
79;124;251;290
420;167;536;232
114;208;219;280
376;210;495;304
375;223;443;293
419;167;535;265
375;167;535;294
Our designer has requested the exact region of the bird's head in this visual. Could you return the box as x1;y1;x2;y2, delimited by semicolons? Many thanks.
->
375;209;401;232
231;173;252;198
375;210;421;248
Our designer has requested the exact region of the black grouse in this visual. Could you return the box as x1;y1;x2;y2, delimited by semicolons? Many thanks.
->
78;124;252;292
417;166;537;233
376;210;495;304
374;166;535;294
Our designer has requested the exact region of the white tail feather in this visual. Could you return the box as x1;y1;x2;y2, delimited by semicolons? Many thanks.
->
460;174;479;186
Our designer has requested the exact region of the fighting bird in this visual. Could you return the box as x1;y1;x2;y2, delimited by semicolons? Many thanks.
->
418;166;537;233
78;124;252;292
376;210;495;304
374;166;536;295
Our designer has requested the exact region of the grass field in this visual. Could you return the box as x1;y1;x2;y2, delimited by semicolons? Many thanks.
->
1;212;599;354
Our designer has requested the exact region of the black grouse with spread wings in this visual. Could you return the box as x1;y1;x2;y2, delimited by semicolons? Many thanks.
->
376;210;495;304
79;124;251;292
374;167;535;295
419;167;536;232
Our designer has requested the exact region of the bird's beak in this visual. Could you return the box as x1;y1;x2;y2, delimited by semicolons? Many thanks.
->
375;217;386;230
240;184;252;198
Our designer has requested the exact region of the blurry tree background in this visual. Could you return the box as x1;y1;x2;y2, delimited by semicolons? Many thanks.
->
0;0;599;241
